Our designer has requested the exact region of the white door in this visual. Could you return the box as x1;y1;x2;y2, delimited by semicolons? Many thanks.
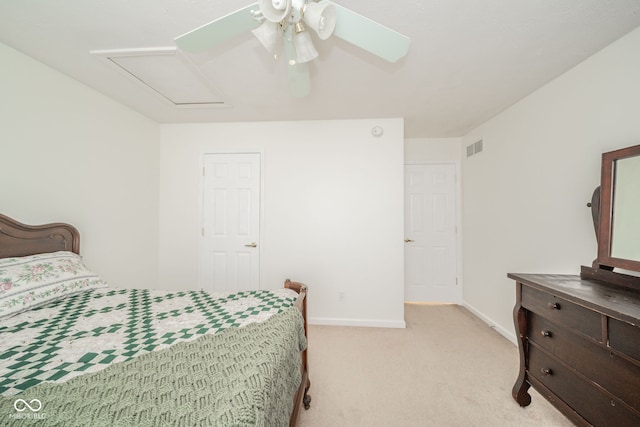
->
200;153;260;292
404;164;458;303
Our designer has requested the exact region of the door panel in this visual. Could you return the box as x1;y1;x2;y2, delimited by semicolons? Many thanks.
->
404;164;458;303
201;153;260;292
408;194;424;232
213;189;228;235
237;188;251;235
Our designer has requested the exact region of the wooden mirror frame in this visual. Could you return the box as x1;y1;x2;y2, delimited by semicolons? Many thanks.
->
596;143;640;272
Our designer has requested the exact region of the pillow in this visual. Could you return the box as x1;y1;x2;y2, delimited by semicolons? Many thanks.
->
0;251;108;320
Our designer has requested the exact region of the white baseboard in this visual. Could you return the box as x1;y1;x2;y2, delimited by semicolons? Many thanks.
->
462;301;517;345
309;305;515;336
309;317;406;329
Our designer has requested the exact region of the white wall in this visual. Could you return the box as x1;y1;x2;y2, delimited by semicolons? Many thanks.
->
461;27;640;342
159;119;406;327
405;138;462;164
0;43;160;288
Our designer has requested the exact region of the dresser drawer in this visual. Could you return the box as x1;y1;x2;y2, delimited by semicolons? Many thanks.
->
529;313;640;413
521;285;602;341
529;345;640;427
609;318;640;362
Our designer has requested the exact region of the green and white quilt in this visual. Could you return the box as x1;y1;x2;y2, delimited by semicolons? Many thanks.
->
0;287;299;396
1;304;306;426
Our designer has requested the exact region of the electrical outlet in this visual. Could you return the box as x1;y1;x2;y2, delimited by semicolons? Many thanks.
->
338;291;345;301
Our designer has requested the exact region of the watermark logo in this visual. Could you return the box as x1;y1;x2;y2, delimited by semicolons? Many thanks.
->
14;399;42;412
10;398;46;420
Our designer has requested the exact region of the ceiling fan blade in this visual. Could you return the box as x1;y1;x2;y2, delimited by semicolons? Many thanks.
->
175;3;260;52
330;3;410;63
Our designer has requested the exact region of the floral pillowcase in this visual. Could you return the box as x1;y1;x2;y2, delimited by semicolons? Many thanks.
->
0;251;108;320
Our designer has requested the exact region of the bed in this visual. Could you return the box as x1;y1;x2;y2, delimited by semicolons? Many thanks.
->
0;213;311;426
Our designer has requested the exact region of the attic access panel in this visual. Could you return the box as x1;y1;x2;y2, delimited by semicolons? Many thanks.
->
91;47;229;108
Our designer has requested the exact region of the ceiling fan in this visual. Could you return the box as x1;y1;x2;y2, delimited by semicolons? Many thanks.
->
174;0;411;97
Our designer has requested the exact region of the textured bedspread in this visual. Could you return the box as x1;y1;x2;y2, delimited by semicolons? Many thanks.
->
1;306;306;426
0;287;298;396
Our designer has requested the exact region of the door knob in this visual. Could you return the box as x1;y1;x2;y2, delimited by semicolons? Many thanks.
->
244;242;257;248
404;239;415;243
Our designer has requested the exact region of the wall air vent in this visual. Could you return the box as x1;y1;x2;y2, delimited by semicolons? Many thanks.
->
466;144;474;157
466;139;484;158
91;47;229;109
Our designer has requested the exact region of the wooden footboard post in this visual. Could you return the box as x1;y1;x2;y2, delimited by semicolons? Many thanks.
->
284;279;308;370
285;279;311;427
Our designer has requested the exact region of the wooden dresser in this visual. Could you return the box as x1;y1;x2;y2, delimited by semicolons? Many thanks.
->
509;272;640;426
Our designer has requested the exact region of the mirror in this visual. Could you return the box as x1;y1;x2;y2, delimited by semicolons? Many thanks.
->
597;143;640;272
610;155;640;261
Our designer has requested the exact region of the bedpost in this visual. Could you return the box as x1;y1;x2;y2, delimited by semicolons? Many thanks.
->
284;279;311;426
284;279;308;336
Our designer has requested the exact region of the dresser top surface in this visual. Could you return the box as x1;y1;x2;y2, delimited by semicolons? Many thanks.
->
508;273;640;324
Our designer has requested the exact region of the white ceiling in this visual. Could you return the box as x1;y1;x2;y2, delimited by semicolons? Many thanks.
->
2;0;640;138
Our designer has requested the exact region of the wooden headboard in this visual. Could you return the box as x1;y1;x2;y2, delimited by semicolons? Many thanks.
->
0;214;80;258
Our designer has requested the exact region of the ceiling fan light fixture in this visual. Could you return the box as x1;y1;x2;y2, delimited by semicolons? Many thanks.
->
303;1;337;40
251;21;280;54
173;1;411;99
259;0;292;23
293;23;318;64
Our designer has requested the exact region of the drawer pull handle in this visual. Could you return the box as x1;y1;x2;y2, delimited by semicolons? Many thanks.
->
541;330;552;338
540;368;553;376
547;302;561;310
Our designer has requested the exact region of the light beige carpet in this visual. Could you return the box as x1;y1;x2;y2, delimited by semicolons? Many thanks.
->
298;303;575;427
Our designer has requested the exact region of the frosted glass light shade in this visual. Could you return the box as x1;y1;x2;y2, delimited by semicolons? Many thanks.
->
259;0;291;22
304;1;336;40
252;21;280;54
294;30;318;63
